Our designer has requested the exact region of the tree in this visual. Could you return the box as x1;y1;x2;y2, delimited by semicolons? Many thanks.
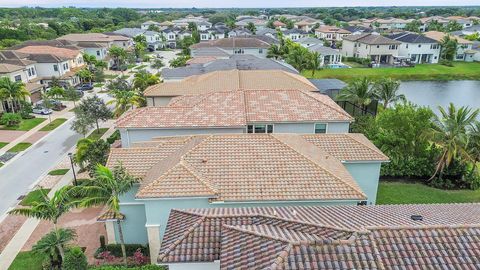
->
33;228;77;269
108;46;127;69
336;77;375;109
133;35;147;60
74;138;93;170
62;246;88;270
169;56;190;68
9;186;76;261
108;89;143;117
439;35;458;61
133;70;160;93
427;20;445;32
246;22;256;34
0;77;30;113
308;51;322;76
41;93;55;123
73;95;111;133
373;78;405;108
0;112;21;127
82;139;110;175
405;19;421;33
76;164;139;266
151;58;164;73
47;86;66;99
445;21;463;32
267;44;283;60
83;54;97;70
64;87;81;108
285;42;310;72
71;113;94;138
425;103;479;180
76;68;94;84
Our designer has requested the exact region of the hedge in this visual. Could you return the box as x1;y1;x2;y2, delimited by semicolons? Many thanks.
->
95;244;149;258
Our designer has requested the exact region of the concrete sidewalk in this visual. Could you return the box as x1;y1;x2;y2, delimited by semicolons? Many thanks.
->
0;123;115;270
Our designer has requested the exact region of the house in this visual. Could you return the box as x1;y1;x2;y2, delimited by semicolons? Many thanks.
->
343;25;375;35
162;55;298;81
227;28;252;37
161;28;181;48
235;18;267;30
113;28;145;38
315;26;351;42
190;37;271;58
75;42;109;61
158;203;480;270
272;20;286;30
58;33;132;49
282;28;307;41
306;44;342;66
295;36;323;47
103;133;388;261
419;16;450;32
424;31;474;61
294;18;322;32
451;25;480;37
256;28;278;39
388;32;440;63
308;78;347;98
143;31;165;50
446;16;474;28
141;20;161;30
373;18;413;31
172;15;211;30
342;33;401;64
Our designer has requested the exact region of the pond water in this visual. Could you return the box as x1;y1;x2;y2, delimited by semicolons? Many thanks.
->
398;80;480;113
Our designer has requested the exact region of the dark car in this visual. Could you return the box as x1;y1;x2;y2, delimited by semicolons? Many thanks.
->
76;83;94;91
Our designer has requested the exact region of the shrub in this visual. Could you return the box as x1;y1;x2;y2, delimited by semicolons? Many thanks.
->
99;235;106;250
94;244;149;258
19;101;33;119
439;59;453;66
0;113;22;127
63;246;88;270
106;130;121;144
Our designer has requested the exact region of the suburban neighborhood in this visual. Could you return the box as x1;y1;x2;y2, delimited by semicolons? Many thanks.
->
0;3;479;270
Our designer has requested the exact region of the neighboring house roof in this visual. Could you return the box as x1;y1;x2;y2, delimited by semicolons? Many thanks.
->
190;47;230;57
26;53;69;63
282;28;307;35
273;21;286;27
107;133;387;201
113;28;146;37
343;33;401;45
256;28;278;36
191;37;271;49
158;203;480;268
59;33;129;43
424;31;473;44
144;69;318;97
162;55;298;79
343;25;374;33
388;32;438;43
307;44;341;55
16;46;81;59
75;42;108;49
0;63;24;74
315;25;351;34
295;36;323;45
117;89;353;128
308;78;347;92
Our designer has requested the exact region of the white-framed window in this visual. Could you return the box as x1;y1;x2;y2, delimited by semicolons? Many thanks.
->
430;44;439;49
314;123;327;134
234;48;244;54
14;75;22;82
259;48;263;53
97;50;101;56
247;124;273;134
53;64;58;71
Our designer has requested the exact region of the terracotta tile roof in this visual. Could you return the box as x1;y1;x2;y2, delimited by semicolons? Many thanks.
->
302;133;389;162
424;31;473;44
343;33;401;45
0;63;24;74
191;37;271;49
107;134;370;201
159;204;480;269
16;46;82;59
117;89;352;128
144;70;318;97
315;25;351;34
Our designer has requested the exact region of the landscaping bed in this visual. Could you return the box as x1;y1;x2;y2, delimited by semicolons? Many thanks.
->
48;168;69;175
39;118;67;131
376;181;480;205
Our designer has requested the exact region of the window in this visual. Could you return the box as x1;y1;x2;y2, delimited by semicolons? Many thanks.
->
53;64;58;71
406;44;409;48
430;44;439;49
27;68;32;76
259;48;263;54
97;50;101;56
388;45;398;50
14;75;22;82
31;67;35;75
247;124;273;134
234;48;244;54
418;44;421;48
314;123;327;134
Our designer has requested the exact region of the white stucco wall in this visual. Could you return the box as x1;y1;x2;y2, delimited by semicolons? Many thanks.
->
397;43;440;63
164;261;220;270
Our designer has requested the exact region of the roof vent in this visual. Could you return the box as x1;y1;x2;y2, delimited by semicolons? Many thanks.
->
410;215;423;221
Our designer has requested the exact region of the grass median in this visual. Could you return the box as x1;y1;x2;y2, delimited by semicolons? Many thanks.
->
6;142;32;153
39;118;67;131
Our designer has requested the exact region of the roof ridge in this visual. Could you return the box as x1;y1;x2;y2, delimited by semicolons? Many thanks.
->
158;215;207;262
181;161;219;195
268;244;293;270
271;134;366;199
346;133;389;160
367;223;480;231
222;224;295;244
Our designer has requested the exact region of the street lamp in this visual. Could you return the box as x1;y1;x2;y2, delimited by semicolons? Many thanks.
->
68;153;78;186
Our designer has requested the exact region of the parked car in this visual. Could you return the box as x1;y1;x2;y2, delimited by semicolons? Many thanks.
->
76;83;94;91
75;90;85;97
32;106;53;115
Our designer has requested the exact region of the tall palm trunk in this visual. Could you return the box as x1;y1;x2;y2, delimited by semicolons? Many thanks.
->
53;223;65;261
117;219;127;266
10;94;15;113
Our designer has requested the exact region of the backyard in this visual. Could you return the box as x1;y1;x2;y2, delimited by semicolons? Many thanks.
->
377;181;480;205
303;62;480;81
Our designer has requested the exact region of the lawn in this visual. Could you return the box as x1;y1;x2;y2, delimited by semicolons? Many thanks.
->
0;142;7;149
303;62;480;81
87;128;109;140
39;118;67;131
376;181;480;205
0;118;46;131
94;83;104;87
48;168;69;175
134;64;148;70
6;142;32;152
8;251;44;270
20;188;51;206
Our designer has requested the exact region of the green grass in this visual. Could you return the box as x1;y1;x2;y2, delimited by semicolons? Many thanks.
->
120;75;130;80
39;118;67;131
48;168;69;176
87;128;109;140
0;118;46;131
303;62;480;81
134;64;148;70
9;251;44;270
6;142;32;152
0;142;7;149
104;74;118;79
20;188;51;206
376;181;480;205
127;64;136;69
94;83;104;87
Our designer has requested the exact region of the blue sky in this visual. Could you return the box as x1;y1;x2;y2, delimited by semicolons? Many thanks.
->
1;0;479;8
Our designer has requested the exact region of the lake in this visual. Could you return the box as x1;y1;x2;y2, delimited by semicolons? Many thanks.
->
398;80;480;112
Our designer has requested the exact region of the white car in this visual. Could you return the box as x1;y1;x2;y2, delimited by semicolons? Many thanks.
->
32;107;53;115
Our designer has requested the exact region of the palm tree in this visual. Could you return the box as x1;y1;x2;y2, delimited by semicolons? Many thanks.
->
286;46;310;73
83;54;97;70
33;228;76;268
151;59;164;73
336;77;375;109
440;35;458;61
469;121;480;166
133;70;160;93
0;77;30;113
74;138;93;170
9;186;76;260
373;77;405;108
108;46;127;69
75;164;138;266
267;45;283;60
76;68;94;84
309;51;322;77
425;103;479;179
47;86;66;99
107;89;143;117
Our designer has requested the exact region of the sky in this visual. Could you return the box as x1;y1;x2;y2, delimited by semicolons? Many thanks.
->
0;0;479;8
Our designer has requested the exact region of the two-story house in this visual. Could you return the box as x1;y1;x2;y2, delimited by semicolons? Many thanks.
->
190;37;271;58
388;32;440;64
282;28;308;41
342;33;401;64
315;26;351;42
424;31;474;61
